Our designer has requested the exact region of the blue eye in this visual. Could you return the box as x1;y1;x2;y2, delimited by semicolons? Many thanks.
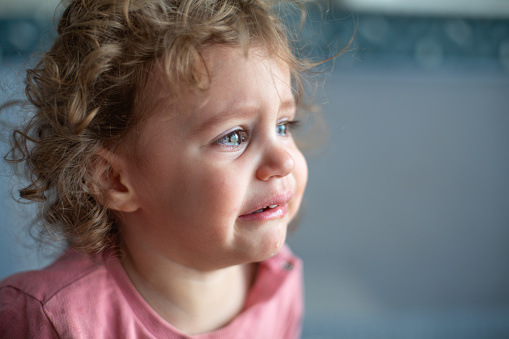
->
276;123;287;136
276;120;299;136
216;130;247;147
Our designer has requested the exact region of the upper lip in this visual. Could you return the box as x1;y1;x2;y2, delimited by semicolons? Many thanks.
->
240;191;293;216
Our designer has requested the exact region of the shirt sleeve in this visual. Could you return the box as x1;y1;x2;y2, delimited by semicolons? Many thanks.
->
0;286;59;338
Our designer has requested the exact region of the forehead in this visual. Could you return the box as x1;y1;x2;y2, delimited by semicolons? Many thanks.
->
139;44;293;120
197;45;291;108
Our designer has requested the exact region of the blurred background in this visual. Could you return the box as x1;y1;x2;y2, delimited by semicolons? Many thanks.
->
1;0;508;338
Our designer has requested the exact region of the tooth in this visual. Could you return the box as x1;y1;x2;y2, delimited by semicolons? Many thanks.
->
268;205;278;208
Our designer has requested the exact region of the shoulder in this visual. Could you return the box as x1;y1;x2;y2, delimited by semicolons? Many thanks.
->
0;249;104;303
0;249;116;338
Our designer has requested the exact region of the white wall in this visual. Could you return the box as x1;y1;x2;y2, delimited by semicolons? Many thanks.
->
336;0;509;18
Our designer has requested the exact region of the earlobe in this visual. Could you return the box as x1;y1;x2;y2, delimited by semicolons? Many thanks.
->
91;148;139;213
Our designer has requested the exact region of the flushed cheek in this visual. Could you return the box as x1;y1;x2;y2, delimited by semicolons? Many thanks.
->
208;182;243;223
192;167;247;227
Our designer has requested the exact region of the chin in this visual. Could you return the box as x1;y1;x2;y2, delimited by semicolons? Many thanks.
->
253;223;288;262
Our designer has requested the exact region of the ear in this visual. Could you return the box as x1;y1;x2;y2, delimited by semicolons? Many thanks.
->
91;148;139;213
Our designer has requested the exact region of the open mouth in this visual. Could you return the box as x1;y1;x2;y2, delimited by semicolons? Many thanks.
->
248;204;279;215
238;191;293;221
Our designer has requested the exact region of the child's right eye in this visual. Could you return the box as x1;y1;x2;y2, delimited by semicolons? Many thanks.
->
215;130;248;148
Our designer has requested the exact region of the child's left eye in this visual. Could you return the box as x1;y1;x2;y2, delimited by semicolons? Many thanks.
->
276;120;299;136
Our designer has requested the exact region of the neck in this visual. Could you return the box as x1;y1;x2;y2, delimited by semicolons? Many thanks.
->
119;240;256;335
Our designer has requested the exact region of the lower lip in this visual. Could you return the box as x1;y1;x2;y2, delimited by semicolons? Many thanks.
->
238;205;287;222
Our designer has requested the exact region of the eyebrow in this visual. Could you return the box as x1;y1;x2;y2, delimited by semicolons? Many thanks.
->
196;98;296;134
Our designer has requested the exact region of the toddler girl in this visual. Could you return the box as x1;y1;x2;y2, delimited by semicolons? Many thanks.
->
0;0;313;337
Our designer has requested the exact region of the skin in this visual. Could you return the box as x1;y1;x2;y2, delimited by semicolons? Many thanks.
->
103;45;308;334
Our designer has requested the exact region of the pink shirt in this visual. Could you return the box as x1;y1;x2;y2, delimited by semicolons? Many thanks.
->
0;245;303;339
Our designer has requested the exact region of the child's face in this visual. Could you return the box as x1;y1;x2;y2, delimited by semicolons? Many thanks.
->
116;45;307;270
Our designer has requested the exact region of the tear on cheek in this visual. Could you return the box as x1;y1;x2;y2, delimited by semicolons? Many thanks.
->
275;224;282;248
270;224;286;257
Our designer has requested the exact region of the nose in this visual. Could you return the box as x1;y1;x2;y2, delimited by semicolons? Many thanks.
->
255;144;295;181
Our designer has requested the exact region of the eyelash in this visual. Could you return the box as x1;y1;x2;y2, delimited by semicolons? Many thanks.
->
215;119;300;149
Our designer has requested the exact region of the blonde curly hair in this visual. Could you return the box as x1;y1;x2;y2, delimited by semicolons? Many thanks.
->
5;0;320;254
